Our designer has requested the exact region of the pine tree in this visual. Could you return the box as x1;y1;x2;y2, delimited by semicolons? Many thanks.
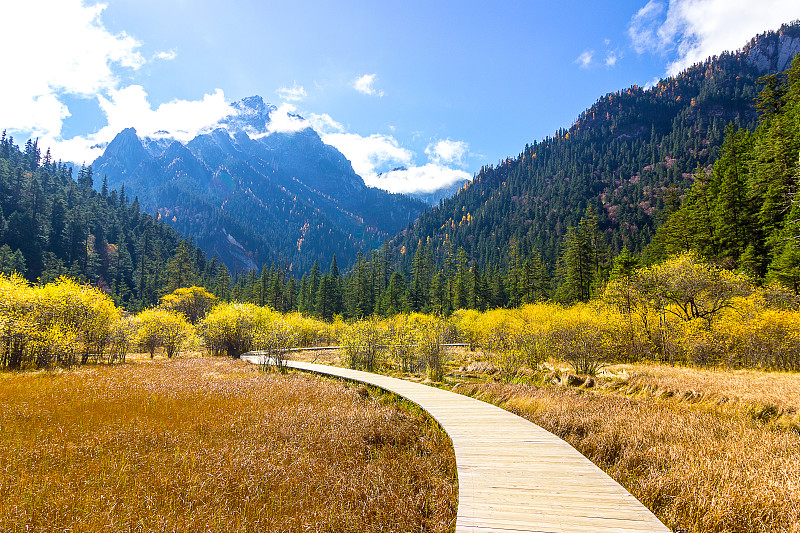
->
329;254;342;315
316;274;335;320
382;271;408;315
452;247;470;310
712;125;753;261
166;241;195;292
557;208;605;302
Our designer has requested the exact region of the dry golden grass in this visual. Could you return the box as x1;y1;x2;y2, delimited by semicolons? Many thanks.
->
605;362;800;413
0;357;457;532
454;380;800;533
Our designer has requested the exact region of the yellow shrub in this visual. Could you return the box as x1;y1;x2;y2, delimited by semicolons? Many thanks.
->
386;314;418;373
0;274;120;369
199;302;277;358
134;308;193;359
283;312;330;347
339;316;387;371
159;286;218;325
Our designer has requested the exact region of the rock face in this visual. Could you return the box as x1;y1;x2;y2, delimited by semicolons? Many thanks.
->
92;97;425;273
744;26;800;73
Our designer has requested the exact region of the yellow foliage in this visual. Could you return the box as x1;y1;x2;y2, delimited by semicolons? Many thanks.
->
282;312;332;347
198;302;278;358
134;308;194;359
0;274;120;369
339;316;387;371
159;286;218;325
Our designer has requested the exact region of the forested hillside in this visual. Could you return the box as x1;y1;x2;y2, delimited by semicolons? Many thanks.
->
4;25;799;318
0;134;224;310
92;97;426;273
389;23;800;289
649;54;800;290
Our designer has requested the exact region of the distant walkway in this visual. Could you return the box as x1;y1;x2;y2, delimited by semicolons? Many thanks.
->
241;355;670;533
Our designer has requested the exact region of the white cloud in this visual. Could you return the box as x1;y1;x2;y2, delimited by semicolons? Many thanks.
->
628;0;800;75
307;113;345;135
154;49;177;61
352;74;385;97
575;50;595;68
321;132;412;179
318;130;473;194
629;0;667;54
263;103;311;134
52;86;231;162
98;86;230;140
605;50;619;67
370;165;471;195
425;139;469;167
276;82;307;102
0;0;145;142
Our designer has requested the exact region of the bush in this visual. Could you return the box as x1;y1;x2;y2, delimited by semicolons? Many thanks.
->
159;286;218;325
339;316;386;371
386;315;419;373
108;316;136;363
547;318;607;376
0;274;120;370
413;315;452;382
199;302;278;358
254;317;297;372
135;309;193;359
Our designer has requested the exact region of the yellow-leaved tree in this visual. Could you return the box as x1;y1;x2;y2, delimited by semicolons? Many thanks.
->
198;302;278;358
134;309;193;359
159;286;218;325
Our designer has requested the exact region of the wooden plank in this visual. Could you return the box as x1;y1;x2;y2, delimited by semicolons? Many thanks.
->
241;354;670;533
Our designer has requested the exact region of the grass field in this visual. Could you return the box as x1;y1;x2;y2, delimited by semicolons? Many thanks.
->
452;361;800;533
285;346;800;531
0;357;457;532
604;362;800;414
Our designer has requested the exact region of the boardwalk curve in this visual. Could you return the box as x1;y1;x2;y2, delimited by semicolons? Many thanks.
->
241;355;670;533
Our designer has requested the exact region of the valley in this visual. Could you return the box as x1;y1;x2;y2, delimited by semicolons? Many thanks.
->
3;9;800;533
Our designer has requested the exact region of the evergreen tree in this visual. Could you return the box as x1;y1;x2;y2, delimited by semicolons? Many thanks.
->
315;274;335;320
382;271;408;315
329;254;342;315
557;208;605;302
609;247;640;280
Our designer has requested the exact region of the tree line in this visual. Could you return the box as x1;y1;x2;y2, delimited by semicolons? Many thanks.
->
0;132;219;310
647;54;800;290
385;25;800;303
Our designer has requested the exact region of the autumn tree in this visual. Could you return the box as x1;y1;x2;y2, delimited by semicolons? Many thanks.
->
159;286;218;325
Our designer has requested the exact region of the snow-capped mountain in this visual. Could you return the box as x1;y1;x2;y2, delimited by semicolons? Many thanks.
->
92;96;425;272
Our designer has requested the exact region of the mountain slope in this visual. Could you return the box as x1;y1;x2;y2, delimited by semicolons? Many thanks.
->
92;97;426;273
0;134;212;310
390;22;800;276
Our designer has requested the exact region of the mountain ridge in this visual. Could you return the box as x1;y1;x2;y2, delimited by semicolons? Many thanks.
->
388;21;800;280
92;98;427;273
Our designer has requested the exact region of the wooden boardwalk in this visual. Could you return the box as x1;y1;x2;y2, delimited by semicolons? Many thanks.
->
241;355;670;533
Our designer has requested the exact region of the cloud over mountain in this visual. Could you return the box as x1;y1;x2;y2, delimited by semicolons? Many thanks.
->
628;0;800;75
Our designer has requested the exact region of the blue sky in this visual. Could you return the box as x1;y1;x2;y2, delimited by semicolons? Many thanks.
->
2;0;799;194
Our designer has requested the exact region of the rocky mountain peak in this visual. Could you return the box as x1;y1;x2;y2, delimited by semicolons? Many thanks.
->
743;21;800;73
223;96;278;134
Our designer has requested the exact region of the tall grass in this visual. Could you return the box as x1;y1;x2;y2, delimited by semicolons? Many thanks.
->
0;358;457;532
607;363;800;414
455;379;800;533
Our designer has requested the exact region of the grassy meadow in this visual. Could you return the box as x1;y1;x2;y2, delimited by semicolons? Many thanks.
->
0;357;457;532
4;258;800;532
445;356;800;533
282;342;800;533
